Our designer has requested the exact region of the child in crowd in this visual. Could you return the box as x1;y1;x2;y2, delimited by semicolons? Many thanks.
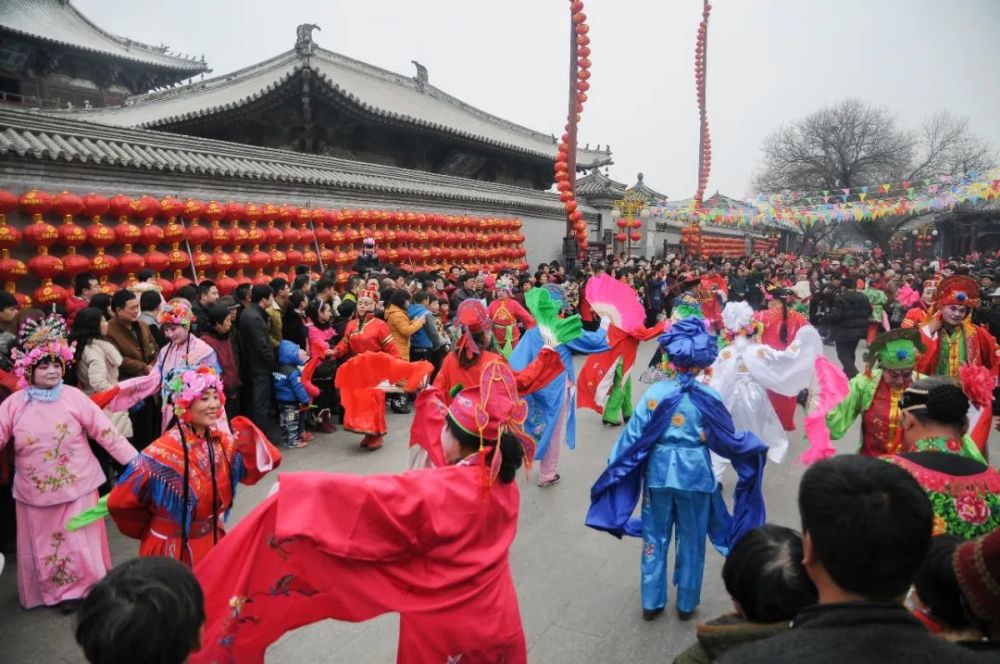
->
673;525;818;664
273;339;311;448
911;535;982;641
75;557;205;664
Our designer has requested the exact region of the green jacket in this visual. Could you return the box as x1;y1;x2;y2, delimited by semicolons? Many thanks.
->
673;614;790;664
825;371;881;444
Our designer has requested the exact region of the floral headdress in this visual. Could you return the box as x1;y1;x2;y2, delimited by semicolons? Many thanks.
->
163;366;225;419
157;300;194;328
495;274;515;298
12;314;75;388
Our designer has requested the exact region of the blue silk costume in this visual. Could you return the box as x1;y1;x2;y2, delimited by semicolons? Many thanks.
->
509;325;609;461
586;318;767;614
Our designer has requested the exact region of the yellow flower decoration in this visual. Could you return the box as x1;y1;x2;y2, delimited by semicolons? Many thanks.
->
647;399;658;410
932;514;947;536
671;413;686;427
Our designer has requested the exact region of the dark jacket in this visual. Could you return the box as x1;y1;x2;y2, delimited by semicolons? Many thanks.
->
674;614;789;664
720;602;989;664
273;340;309;404
282;309;308;351
105;317;158;379
239;303;277;377
826;289;872;342
450;287;475;314
191;301;211;335
200;327;241;395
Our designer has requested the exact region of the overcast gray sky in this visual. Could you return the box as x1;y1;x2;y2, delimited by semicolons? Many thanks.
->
77;0;1000;199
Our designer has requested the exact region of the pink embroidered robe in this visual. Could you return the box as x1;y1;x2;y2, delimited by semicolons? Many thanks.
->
0;385;137;608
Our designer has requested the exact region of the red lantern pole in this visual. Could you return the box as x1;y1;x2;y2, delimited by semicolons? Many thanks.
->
565;5;579;217
694;1;713;209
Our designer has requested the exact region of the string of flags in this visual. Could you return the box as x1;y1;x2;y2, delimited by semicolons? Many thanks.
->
647;166;1000;231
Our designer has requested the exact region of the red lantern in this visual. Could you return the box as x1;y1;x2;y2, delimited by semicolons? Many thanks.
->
630;231;642;242
614;232;627;243
62;247;90;280
19;189;53;220
118;245;145;281
144;246;170;277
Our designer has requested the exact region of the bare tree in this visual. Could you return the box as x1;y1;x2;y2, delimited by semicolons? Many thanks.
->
753;100;994;252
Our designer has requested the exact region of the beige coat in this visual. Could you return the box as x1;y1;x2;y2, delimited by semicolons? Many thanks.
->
76;339;133;438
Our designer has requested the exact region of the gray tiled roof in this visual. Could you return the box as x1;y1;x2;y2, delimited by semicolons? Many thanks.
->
626;173;667;202
576;169;626;196
0;107;595;216
55;45;612;168
0;0;209;73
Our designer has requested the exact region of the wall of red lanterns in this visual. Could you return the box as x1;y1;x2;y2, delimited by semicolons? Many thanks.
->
0;189;529;307
679;223;777;258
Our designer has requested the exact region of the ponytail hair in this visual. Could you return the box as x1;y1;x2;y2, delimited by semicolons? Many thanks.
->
446;417;525;484
780;298;789;345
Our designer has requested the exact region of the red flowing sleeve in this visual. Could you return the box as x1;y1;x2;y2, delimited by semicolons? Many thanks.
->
512;347;564;395
107;456;155;541
228;416;282;486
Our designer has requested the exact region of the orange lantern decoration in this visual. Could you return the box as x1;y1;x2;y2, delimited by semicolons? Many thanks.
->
0;190;28;306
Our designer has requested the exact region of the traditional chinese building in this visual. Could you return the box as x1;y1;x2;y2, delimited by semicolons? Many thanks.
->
0;0;208;109
55;24;612;190
0;6;621;304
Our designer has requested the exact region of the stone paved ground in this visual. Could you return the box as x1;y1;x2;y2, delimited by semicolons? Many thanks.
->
1;341;997;662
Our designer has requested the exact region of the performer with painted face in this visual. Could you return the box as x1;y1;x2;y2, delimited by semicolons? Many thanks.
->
825;329;924;457
107;367;280;567
328;288;399;450
901;276;939;329
154;300;225;434
917;275;999;379
0;315;137;609
916;275;998;455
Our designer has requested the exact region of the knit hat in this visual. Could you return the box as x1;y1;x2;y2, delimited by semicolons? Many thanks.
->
952;526;1000;637
12;314;75;388
865;329;923;371
658;317;718;370
447;359;534;485
936;275;979;308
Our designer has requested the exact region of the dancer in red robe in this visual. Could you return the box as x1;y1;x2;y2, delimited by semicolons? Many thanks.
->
433;299;561;404
328;288;399;450
192;361;535;664
487;275;534;357
753;287;809;431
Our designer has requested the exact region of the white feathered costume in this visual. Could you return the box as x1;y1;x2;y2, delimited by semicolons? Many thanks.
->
708;301;822;469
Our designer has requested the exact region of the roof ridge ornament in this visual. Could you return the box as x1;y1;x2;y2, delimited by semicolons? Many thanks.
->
412;61;428;93
295;24;321;57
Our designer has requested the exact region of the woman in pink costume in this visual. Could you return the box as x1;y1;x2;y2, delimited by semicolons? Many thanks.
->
0;315;137;610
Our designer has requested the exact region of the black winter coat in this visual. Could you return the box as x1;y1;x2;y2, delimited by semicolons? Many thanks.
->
826;289;871;342
721;603;991;664
238;303;277;377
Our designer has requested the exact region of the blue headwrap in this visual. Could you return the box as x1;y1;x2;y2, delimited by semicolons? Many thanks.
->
658;317;717;369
